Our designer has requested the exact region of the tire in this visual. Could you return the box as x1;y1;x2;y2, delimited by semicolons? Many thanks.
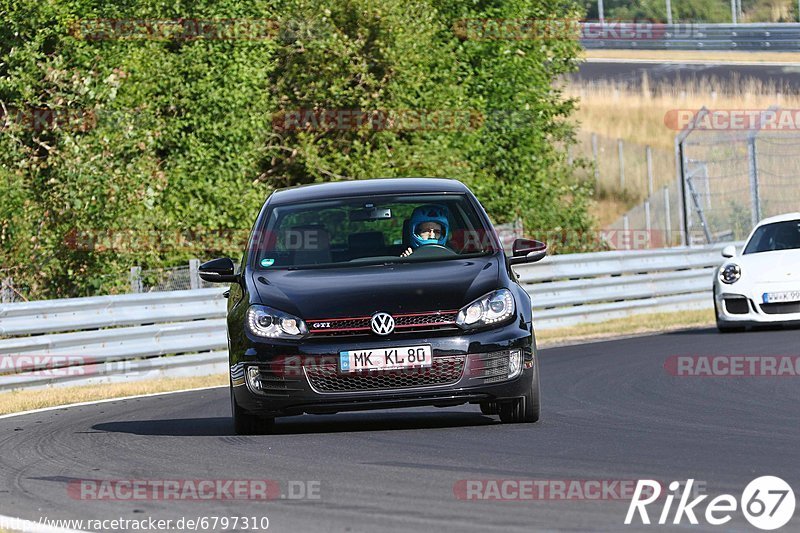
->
231;386;275;435
499;352;541;424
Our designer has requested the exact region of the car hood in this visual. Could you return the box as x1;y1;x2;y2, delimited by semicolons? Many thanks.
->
733;249;800;283
250;255;502;318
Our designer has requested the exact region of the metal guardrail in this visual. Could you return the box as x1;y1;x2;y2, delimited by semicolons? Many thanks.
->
517;243;737;329
581;23;800;51
0;243;733;390
0;289;229;391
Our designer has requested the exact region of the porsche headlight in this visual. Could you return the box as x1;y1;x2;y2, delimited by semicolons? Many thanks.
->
719;264;741;284
456;289;515;330
246;305;308;339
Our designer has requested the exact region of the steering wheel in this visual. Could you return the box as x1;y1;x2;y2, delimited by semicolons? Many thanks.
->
407;244;456;258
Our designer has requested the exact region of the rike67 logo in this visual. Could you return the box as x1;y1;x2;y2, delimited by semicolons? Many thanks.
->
625;477;795;530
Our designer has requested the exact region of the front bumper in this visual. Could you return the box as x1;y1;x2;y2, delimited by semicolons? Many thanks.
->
716;283;800;327
230;320;534;417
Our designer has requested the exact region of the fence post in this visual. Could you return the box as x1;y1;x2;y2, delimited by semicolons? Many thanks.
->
189;259;201;290
664;186;672;248
617;138;625;190
622;214;630;250
591;133;600;193
129;267;142;293
646;145;654;197
1;277;13;303
747;136;761;227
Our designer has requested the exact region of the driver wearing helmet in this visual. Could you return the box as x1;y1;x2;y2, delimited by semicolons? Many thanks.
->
400;204;450;257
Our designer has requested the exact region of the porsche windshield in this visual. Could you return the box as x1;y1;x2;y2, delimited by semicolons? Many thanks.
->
744;220;800;254
251;194;500;269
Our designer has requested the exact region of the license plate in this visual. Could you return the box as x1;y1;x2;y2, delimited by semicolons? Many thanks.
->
339;345;432;373
763;291;800;303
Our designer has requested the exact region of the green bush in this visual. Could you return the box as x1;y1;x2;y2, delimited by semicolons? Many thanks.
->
1;0;594;299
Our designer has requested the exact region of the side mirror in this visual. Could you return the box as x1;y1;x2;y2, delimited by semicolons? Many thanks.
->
199;257;238;283
721;245;736;258
508;238;547;266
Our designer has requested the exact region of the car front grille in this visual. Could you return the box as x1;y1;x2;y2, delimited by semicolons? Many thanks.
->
760;302;800;315
304;355;465;393
307;310;459;337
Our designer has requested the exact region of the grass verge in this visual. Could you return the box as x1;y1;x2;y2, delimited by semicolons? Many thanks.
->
582;50;800;64
0;374;227;416
536;308;715;347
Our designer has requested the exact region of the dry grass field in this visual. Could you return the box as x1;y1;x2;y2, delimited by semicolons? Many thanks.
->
568;75;800;224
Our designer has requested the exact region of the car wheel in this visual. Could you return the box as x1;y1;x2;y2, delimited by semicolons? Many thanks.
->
231;386;275;435
499;354;541;424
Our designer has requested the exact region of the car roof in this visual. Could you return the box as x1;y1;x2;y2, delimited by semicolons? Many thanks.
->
756;212;800;226
268;178;470;205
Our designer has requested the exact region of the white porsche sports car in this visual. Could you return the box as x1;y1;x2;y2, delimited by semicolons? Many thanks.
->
713;212;800;332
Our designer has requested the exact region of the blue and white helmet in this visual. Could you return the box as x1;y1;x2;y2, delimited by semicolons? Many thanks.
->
409;204;450;249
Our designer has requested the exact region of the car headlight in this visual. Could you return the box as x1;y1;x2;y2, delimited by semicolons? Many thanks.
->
719;263;741;284
246;305;308;339
456;289;515;330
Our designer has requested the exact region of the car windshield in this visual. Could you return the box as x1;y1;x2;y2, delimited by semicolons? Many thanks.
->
251;193;499;269
743;220;800;254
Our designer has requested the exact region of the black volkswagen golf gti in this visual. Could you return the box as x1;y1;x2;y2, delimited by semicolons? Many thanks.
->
200;178;547;434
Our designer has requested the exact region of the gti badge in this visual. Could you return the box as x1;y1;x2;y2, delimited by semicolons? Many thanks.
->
370;312;395;335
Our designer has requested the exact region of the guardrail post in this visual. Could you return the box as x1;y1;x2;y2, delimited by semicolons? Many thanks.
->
747;135;761;227
1;277;13;303
623;214;630;250
664;186;672;247
129;267;143;293
591;133;600;193
189;259;201;290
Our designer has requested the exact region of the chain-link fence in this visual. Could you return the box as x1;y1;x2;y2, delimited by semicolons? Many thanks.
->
129;259;216;293
572;130;682;249
605;182;683;248
574;130;675;200
678;106;800;243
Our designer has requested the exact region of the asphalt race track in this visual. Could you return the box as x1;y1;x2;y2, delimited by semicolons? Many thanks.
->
1;327;799;532
572;61;800;90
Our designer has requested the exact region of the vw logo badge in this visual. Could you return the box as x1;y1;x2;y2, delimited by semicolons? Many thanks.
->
370;312;395;335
